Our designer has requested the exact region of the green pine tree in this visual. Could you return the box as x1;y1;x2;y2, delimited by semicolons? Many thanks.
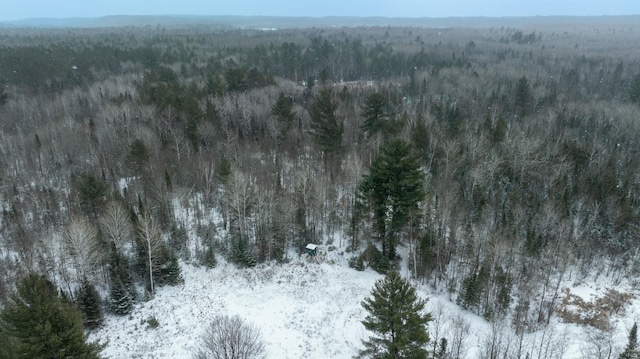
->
272;92;295;126
108;249;135;315
125;139;150;176
271;91;296;144
0;324;17;359
410;114;430;165
361;92;388;135
75;279;104;330
231;238;257;268
110;277;134;316
157;251;183;286
630;74;640;105
458;271;481;310
224;68;247;92
199;242;218;268
514;76;532;118
204;73;226;97
309;88;343;156
0;84;8;106
0;273;104;359
359;271;431;359
204;98;222;125
74;172;108;218
216;156;232;185
619;323;639;359
359;139;425;261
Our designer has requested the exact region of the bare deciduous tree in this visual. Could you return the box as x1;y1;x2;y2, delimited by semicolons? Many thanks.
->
581;327;614;359
429;302;448;356
481;316;515;359
225;170;254;241
100;201;133;252
198;159;218;206
194;315;266;359
449;314;471;359
137;212;165;294
63;216;103;283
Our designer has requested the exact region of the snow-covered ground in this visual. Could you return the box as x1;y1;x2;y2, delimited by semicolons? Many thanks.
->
92;251;382;359
91;250;640;359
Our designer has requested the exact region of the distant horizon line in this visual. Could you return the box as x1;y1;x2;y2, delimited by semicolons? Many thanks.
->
4;13;640;22
2;13;638;30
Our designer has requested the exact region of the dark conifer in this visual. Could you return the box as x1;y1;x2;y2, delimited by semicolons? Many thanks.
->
224;68;247;92
204;98;222;126
0;85;7;106
125;139;150;176
359;271;431;359
619;323;639;359
75;278;104;330
271;91;295;134
158;252;183;285
0;273;104;359
514;76;532;118
361;92;387;135
309;88;343;155
359;139;425;260
0;324;16;359
630;74;640;105
108;249;134;315
458;271;481;310
75;172;108;217
110;277;134;316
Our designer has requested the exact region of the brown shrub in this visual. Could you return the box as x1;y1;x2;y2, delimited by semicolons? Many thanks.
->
557;287;634;331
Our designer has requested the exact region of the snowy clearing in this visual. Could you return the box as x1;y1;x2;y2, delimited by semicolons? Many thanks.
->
91;252;640;359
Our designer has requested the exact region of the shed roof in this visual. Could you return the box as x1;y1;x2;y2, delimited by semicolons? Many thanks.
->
306;243;318;250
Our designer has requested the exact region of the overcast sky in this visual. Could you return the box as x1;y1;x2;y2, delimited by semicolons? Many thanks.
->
2;0;639;21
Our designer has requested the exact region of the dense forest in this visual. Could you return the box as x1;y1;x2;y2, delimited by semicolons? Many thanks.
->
1;18;640;357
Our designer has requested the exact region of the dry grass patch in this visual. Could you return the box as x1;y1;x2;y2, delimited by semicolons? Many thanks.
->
557;287;634;331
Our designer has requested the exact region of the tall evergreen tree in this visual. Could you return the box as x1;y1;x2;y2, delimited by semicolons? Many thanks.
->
224;68;247;92
204;73;226;97
629;74;640;106
361;92;388;135
0;324;16;359
204;98;222;125
432;99;462;137
410;114;430;165
110;277;134;316
108;248;134;315
359;139;425;260
0;83;8;106
359;271;431;359
125;139;150;176
0;273;104;359
271;91;296;136
620;323;639;359
156;251;183;286
271;91;297;185
75;278;104;330
74;172;108;218
514;76;532;118
309;88;343;156
183;95;203;150
458;271;481;310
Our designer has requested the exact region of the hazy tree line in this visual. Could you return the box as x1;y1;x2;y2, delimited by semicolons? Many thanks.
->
1;21;640;356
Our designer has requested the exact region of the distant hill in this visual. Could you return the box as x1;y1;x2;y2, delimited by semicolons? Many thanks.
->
2;14;639;30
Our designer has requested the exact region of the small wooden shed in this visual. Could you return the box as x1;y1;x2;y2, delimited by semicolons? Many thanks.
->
305;243;318;256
